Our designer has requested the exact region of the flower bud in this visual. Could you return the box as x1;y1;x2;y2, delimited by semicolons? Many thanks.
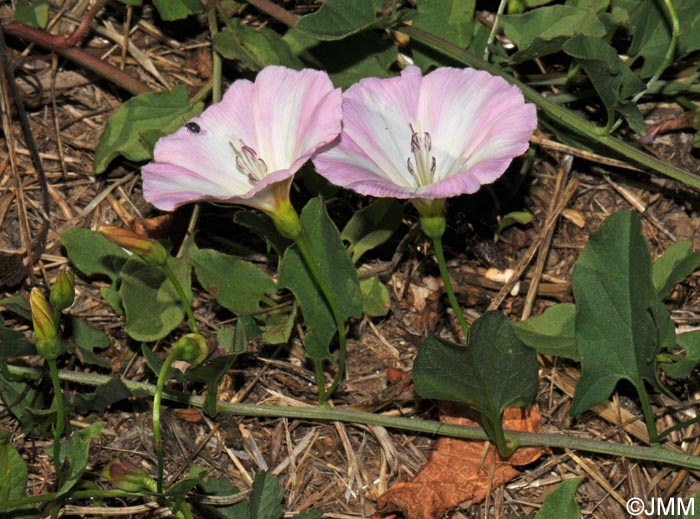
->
172;333;210;365
30;288;60;360
50;269;75;313
102;459;157;493
99;225;168;266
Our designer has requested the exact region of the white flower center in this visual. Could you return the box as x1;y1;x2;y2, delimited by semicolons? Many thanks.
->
230;139;268;186
406;124;436;187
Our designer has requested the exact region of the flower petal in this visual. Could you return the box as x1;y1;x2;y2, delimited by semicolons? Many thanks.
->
314;66;537;200
252;66;342;173
142;66;342;212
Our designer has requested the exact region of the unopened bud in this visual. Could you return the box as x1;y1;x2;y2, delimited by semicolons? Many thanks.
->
172;333;210;365
99;226;168;266
30;288;60;360
50;269;75;313
102;459;157;493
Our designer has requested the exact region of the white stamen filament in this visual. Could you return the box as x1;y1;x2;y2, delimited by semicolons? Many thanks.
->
230;139;268;185
406;124;436;187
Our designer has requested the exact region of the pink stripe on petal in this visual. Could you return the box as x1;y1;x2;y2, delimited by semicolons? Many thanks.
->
252;67;340;171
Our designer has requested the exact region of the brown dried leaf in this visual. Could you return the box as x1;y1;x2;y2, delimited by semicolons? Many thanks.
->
375;404;545;519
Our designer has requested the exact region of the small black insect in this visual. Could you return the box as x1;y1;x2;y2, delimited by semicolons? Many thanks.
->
185;122;201;134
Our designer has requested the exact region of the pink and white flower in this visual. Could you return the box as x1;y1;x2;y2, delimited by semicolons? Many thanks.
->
142;66;342;215
313;66;536;203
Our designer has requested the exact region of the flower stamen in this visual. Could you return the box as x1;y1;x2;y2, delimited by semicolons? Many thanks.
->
230;139;268;185
406;124;436;187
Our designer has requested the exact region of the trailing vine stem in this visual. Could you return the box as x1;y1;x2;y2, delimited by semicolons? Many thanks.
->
10;364;700;472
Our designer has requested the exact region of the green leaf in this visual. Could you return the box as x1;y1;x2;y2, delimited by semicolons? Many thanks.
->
0;318;36;358
562;35;645;132
61;229;128;282
261;305;297;345
534;479;582;519
340;199;402;263
660;331;700;379
414;311;538;426
0;430;28;506
191;249;276;314
152;0;203;21
73;377;132;414
295;0;377;40
213;24;304;71
196;476;244;519
0;295;31;321
360;277;391;317
13;0;49;28
495;211;533;242
278;198;362;362
501;5;606;62
67;317;111;369
248;472;284;519
653;240;700;299
0;369;48;432
512;303;578;360
94;85;203;174
284;30;397;89
57;422;104;496
412;0;475;69
569;211;664;415
119;256;192;342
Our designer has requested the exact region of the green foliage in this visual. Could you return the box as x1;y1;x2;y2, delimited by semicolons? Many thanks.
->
652;240;700;299
569;211;669;415
534;478;583;519
191;249;276;314
94;86;203;174
414;312;538;440
283;30;397;89
0;431;31;516
495;211;533;242
13;0;49;28
360;277;391;317
279;198;362;362
340;199;402;263
512;303;578;360
0;316;35;358
412;0;475;69
295;0;378;40
73;377;132;414
562;35;645;131
119;256;192;342
660;331;700;379
66;317;111;369
56;422;104;497
214;24;303;71
501;5;606;62
152;0;204;21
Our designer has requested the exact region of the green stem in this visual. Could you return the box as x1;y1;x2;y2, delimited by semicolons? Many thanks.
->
0;489;143;511
432;237;470;340
399;25;700;189
153;349;179;493
208;2;222;104
638;385;659;443
484;0;508;61
47;359;65;488
11;365;700;471
161;263;197;334
293;233;348;404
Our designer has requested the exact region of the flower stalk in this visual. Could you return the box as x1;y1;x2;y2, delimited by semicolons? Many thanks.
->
153;334;209;492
